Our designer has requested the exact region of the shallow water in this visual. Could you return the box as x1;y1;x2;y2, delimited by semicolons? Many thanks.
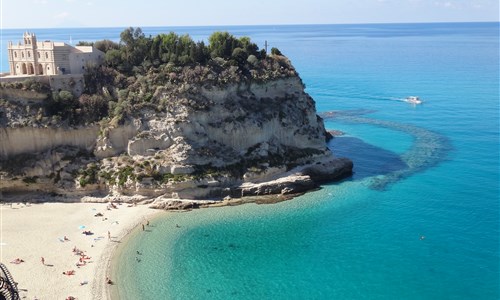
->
3;23;497;299
108;22;500;300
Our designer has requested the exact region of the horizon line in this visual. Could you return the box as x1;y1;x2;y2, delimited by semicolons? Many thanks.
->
2;20;499;31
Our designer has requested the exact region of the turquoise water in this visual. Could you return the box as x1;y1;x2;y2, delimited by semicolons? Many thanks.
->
2;23;498;299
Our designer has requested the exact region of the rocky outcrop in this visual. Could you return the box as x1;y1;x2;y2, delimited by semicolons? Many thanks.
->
0;75;352;201
302;157;354;183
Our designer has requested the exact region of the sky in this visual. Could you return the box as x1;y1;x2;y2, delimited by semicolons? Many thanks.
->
1;0;499;29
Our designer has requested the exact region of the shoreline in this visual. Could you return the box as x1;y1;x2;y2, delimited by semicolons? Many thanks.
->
0;192;308;300
105;192;310;299
106;209;173;300
0;202;160;300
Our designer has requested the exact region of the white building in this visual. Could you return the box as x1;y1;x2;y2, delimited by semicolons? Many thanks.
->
7;32;104;76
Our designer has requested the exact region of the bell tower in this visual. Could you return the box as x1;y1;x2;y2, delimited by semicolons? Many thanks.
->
22;32;39;74
24;32;37;47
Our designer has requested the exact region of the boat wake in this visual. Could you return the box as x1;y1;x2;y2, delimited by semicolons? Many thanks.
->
350;94;422;104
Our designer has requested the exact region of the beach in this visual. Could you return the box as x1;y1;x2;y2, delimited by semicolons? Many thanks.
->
0;201;160;299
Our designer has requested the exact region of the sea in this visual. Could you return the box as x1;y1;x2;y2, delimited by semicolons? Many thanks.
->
1;22;499;299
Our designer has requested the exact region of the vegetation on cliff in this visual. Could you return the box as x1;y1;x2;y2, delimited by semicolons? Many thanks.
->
0;28;353;200
0;28;296;128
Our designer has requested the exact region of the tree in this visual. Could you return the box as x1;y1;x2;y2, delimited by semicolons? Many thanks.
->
79;94;109;123
94;39;120;53
208;32;242;59
190;41;209;64
239;37;259;57
231;47;248;66
119;27;149;72
105;49;123;68
46;90;79;121
77;41;94;46
83;65;115;94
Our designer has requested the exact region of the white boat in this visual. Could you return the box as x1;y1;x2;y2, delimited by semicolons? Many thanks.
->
405;96;422;104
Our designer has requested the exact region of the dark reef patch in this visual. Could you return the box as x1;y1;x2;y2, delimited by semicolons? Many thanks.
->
329;136;408;180
321;110;451;190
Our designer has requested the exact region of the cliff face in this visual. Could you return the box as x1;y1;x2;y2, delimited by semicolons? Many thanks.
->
0;126;99;158
0;76;352;201
117;77;327;162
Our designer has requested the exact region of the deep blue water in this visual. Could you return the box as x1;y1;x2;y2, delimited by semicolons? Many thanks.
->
3;23;498;299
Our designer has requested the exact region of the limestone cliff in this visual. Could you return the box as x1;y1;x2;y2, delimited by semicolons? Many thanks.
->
0;67;352;202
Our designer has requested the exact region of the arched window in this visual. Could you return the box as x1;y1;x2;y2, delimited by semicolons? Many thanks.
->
45;52;49;59
38;52;41;59
28;63;34;75
14;52;17;58
28;51;31;58
22;52;25;58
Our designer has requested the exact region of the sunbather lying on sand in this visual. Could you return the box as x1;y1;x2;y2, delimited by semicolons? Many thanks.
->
10;258;24;264
62;270;75;275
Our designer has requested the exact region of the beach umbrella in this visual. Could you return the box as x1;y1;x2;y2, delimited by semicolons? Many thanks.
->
78;225;86;229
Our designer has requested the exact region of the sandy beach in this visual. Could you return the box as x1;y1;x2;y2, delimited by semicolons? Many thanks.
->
0;201;160;300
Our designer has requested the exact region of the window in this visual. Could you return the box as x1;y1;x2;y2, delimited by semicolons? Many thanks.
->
45;52;49;59
38;52;41;59
22;52;25;58
28;51;31;58
14;52;17;58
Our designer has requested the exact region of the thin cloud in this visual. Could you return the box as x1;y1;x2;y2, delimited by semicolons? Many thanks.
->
55;11;70;19
433;1;456;8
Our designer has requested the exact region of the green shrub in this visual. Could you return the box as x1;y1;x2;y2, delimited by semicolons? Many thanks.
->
22;176;38;184
79;164;99;187
117;166;135;186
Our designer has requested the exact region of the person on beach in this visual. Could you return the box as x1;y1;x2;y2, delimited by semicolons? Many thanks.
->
63;270;75;275
108;231;111;240
106;277;113;284
41;257;45;265
142;224;145;231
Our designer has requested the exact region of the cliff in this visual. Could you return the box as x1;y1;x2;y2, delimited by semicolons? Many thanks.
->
0;58;352;203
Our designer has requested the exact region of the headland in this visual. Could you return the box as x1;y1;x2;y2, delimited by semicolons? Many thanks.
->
0;28;353;299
